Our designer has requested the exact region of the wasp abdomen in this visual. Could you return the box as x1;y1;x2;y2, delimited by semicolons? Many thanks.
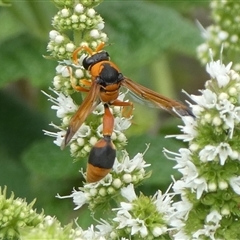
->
87;136;116;182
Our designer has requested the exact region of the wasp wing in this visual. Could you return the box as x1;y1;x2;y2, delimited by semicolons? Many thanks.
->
121;77;193;117
61;81;101;149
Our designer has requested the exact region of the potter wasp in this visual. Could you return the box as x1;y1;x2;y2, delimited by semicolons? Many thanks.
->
61;42;193;183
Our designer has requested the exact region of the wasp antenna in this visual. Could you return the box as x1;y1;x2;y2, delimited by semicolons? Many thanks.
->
95;42;105;52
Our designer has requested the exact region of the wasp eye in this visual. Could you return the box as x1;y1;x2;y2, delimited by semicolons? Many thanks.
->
82;57;93;70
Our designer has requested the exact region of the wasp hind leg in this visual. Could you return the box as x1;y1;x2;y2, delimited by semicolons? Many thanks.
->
111;99;134;118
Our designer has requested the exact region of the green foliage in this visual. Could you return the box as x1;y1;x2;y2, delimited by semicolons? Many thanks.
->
99;1;202;69
22;139;84;179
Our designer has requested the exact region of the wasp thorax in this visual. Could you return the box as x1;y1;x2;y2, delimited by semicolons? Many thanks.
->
82;51;110;70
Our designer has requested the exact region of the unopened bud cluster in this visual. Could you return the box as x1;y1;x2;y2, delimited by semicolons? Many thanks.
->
0;187;44;239
197;1;240;66
47;2;107;60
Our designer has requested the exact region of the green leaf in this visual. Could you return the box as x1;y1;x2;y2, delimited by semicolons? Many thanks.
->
126;134;183;188
3;1;55;39
98;1;202;69
0;90;48;158
0;1;56;87
0;149;31;199
0;9;27;43
0;34;55;87
22;139;85;180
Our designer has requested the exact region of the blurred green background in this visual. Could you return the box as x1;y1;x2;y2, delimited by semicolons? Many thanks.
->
0;0;210;227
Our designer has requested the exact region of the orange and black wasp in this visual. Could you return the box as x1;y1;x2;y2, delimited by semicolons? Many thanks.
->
61;42;193;183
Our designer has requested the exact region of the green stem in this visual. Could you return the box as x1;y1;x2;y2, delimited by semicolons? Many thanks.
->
150;54;176;99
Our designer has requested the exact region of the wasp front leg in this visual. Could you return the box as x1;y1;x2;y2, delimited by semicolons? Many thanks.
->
66;66;91;93
86;104;116;183
71;76;92;93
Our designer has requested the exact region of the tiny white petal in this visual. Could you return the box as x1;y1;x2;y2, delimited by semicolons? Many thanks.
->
229;176;240;194
121;184;137;202
206;210;222;224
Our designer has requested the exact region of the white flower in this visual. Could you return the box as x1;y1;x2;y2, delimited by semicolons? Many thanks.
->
128;218;148;237
56;188;89;210
217;101;240;138
216;142;232;165
81;225;106;240
172;179;186;194
114;117;132;132
200;142;232;165
167;116;197;141
173;228;189;240
43;122;66;146
199;145;218;162
95;219;113;236
229;176;240;194
206;210;222;224
164;148;199;183
192;223;220;240
92;103;104;115
191;177;208;199
56;64;71;77
152;226;167;237
113;151;150;175
189;89;217;109
42;89;78;118
206;60;232;88
75;124;91;138
154;187;175;220
121;184;137;202
113;208;132;229
171;197;193;220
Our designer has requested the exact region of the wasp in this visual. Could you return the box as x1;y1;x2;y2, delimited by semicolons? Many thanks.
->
61;42;193;183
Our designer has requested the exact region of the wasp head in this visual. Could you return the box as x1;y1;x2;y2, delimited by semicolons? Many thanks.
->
83;51;110;70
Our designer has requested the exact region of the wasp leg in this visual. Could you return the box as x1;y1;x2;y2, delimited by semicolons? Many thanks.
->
69;68;91;92
79;79;92;88
86;104;116;183
72;45;94;64
73;42;105;64
111;99;134;118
